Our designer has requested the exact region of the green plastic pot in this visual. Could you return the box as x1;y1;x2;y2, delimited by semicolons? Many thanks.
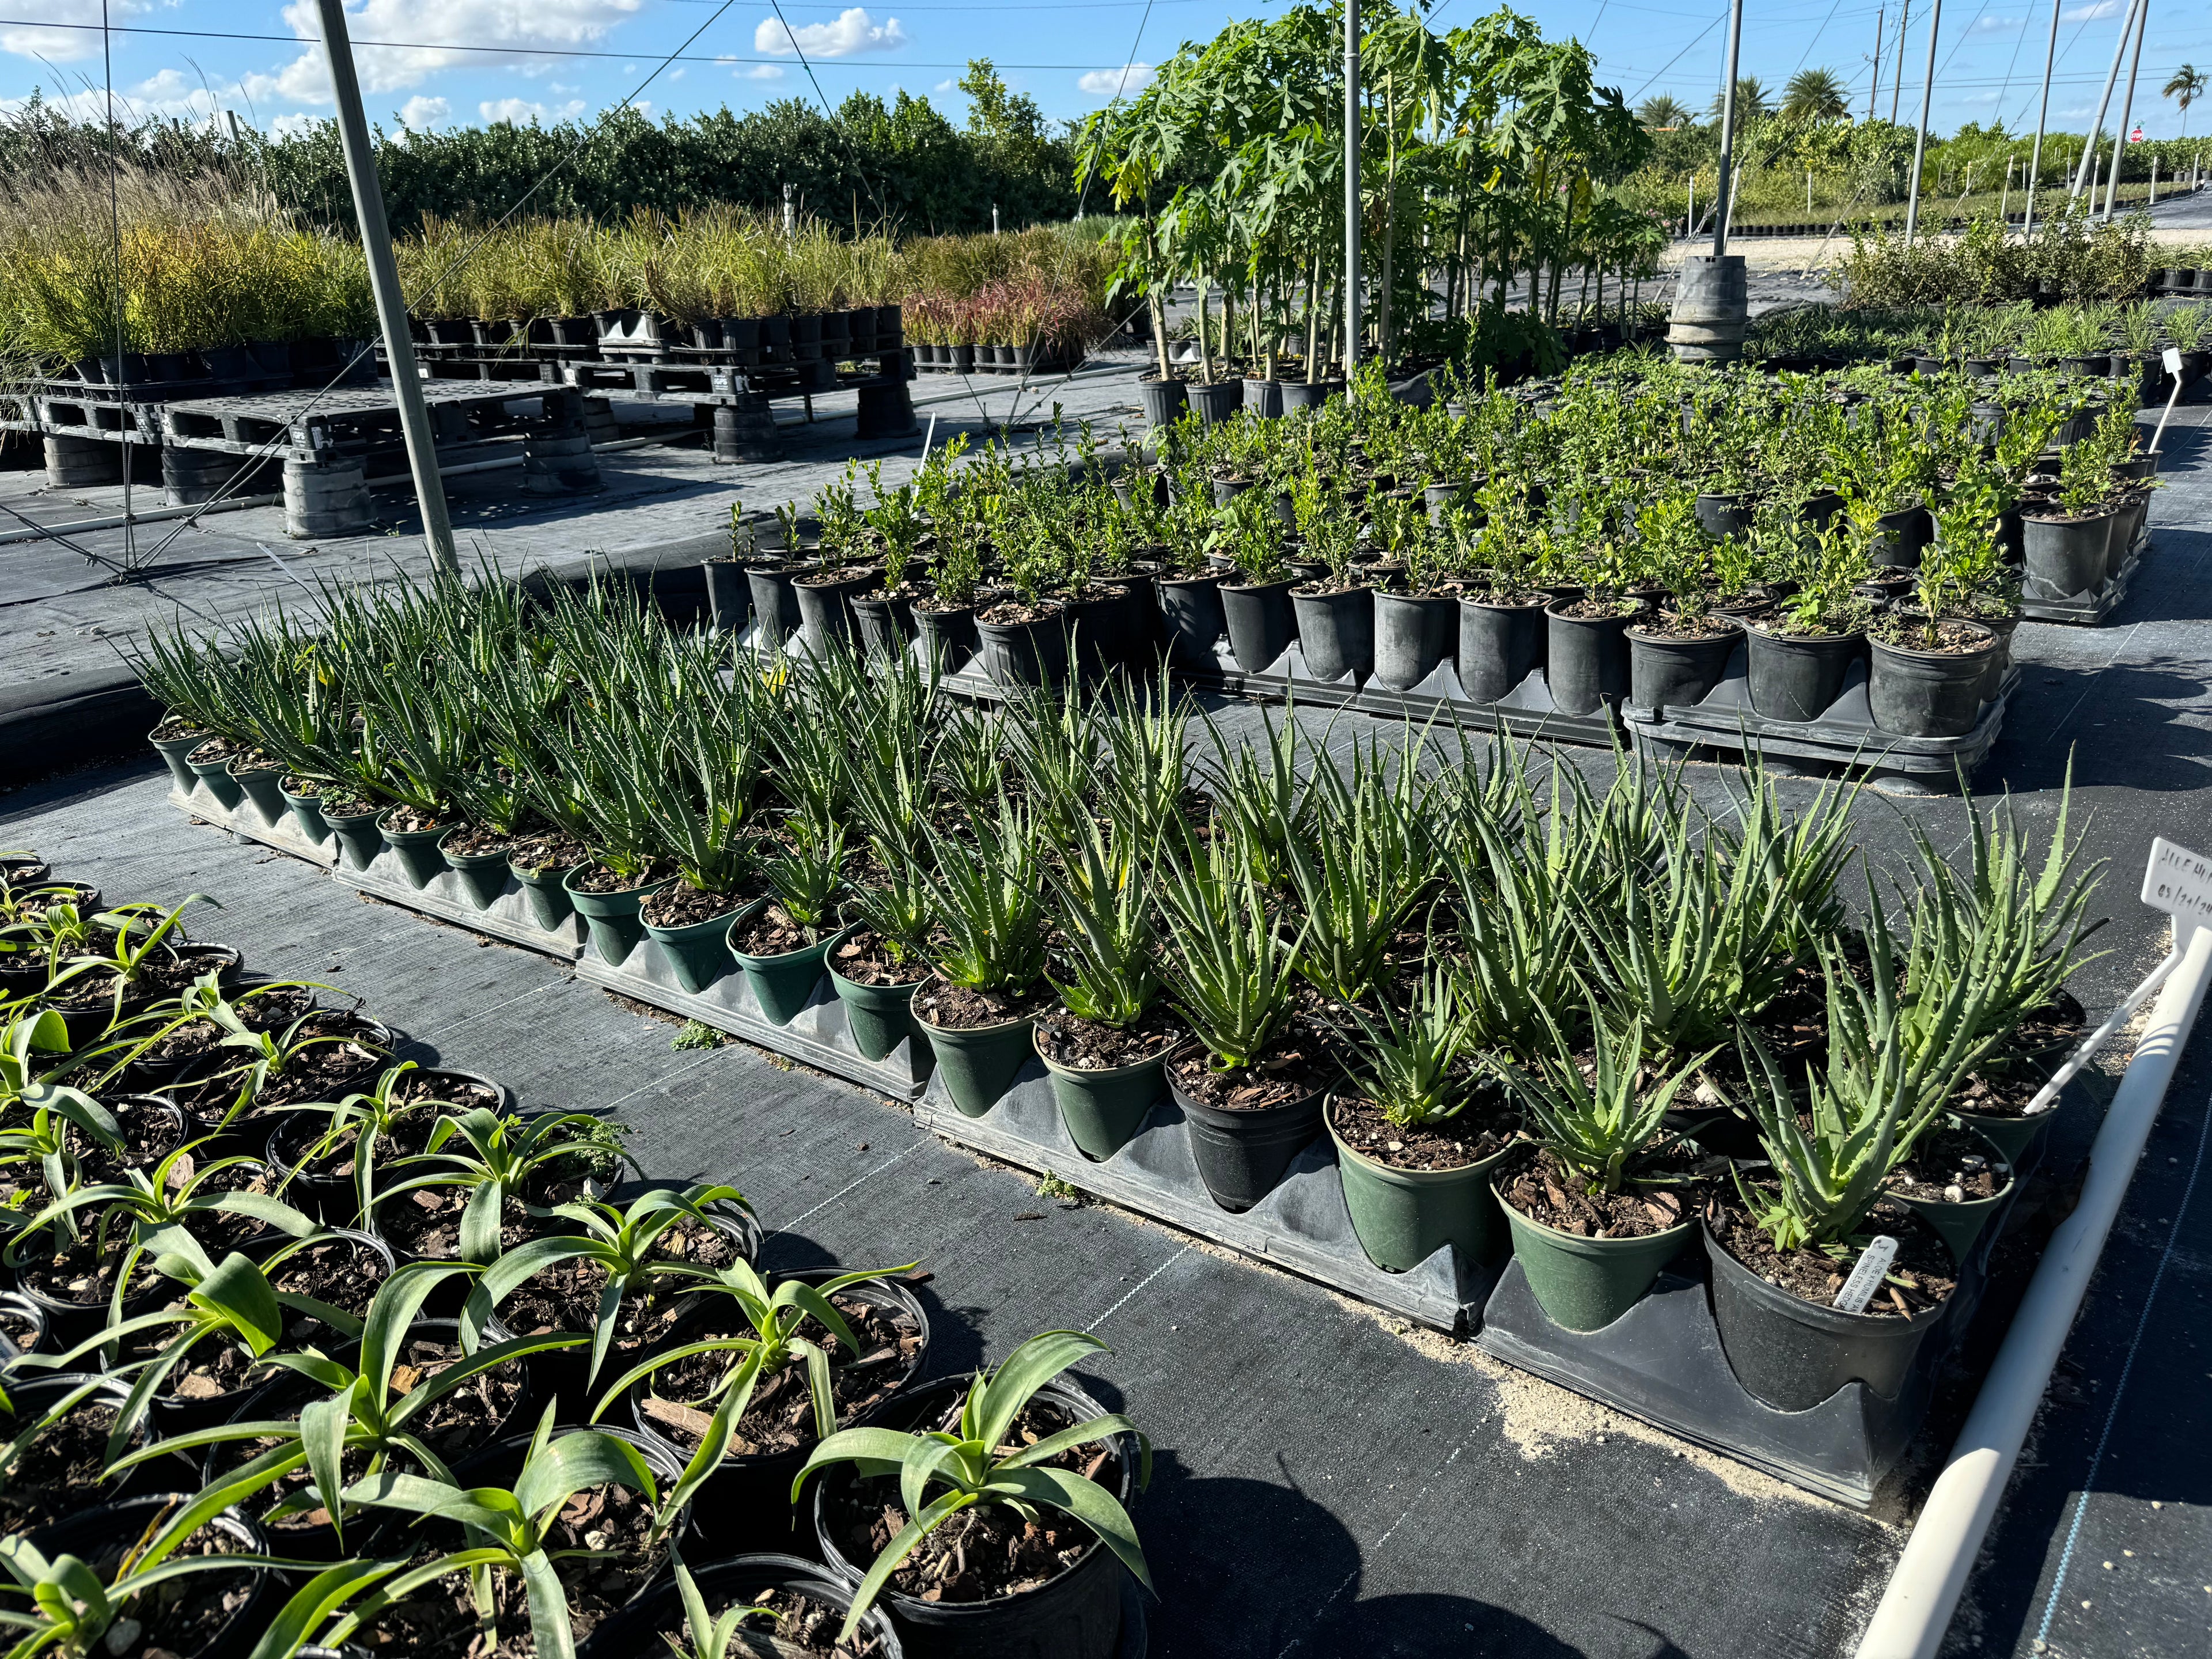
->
437;827;513;912
645;903;743;995
564;868;670;965
920;1006;1037;1118
1888;1126;2014;1260
727;899;845;1025
278;782;331;848
1040;1041;1166;1160
187;744;246;810
512;861;581;932
377;809;452;891
150;728;204;793
1945;1103;2049;1171
828;966;927;1062
321;804;386;873
1497;1180;1692;1332
229;762;287;826
1330;1103;1513;1274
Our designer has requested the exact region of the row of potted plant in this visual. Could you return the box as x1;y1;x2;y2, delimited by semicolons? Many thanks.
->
118;555;2097;1418
0;856;1152;1658
1745;296;2209;381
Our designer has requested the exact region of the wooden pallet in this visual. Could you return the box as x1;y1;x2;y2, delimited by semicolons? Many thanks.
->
158;381;586;460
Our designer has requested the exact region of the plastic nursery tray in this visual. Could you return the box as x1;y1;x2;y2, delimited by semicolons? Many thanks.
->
2017;536;2147;626
1623;654;2021;794
911;1063;1496;1336
570;938;933;1104
169;785;586;963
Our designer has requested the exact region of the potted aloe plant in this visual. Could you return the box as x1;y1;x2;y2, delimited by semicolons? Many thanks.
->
1489;1008;1711;1332
912;804;1048;1116
634;702;761;994
728;815;849;1026
1328;964;1518;1274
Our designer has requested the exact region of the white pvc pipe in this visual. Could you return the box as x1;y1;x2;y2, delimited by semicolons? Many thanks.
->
1853;919;2212;1659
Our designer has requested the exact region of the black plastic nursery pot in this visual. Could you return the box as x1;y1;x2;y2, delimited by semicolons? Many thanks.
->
1291;586;1374;682
151;726;205;793
1185;379;1243;425
322;802;385;873
794;569;878;652
1694;492;1754;539
278;780;332;849
1627;619;1741;715
810;1376;1140;1659
7;1372;191;1507
978;611;1071;690
512;857;582;931
229;760;287;826
376;809;451;891
1063;588;1131;684
1498;1187;1693;1333
1245;377;1286;418
643;901;743;995
1457;596;1547;703
1868;624;1996;738
13;1497;274;1659
2022;508;2116;597
1156;573;1228;670
1109;571;1167;672
1544;603;1634;717
1281;377;1346;409
1370;592;1458;692
728;899;847;1025
185;741;247;810
1703;1219;1953;1412
575;1552;905;1659
0;1289;47;1361
623;1270;930;1556
829;963;929;1062
1744;625;1863;724
700;558;749;633
1169;1058;1325;1214
436;828;512;911
745;563;806;650
920;1003;1038;1118
2108;495;2147;581
1329;1104;1512;1275
1870;505;1931;567
915;602;981;673
1138;374;1188;427
853;592;919;662
566;869;672;967
1219;577;1297;675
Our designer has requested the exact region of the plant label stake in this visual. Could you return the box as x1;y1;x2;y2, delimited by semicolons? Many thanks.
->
1834;1236;1899;1313
2151;347;2186;453
2020;838;2212;1119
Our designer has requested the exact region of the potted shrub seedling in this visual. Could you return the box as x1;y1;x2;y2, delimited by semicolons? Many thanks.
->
1452;494;1551;703
1369;499;1460;692
1285;474;1372;683
974;499;1073;690
911;803;1049;1116
1867;506;1999;740
793;1331;1150;1656
853;471;930;661
1214;488;1297;674
747;501;811;651
1488;1006;1711;1332
728;814;850;1026
1150;486;1230;669
1625;488;1741;714
795;463;886;650
1740;510;1873;724
2020;421;2120;599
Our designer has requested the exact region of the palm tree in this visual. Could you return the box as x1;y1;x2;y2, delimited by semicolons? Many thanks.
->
1782;67;1850;123
2165;65;2207;137
1637;94;1693;131
1706;77;1770;126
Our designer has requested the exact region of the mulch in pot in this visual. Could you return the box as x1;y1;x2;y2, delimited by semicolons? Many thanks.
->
641;882;742;930
380;804;449;834
21;1518;262;1659
1949;1066;2048;1119
1035;1007;1183;1071
1870;616;1990;653
185;735;247;766
730;903;834;957
10;1228;171;1309
827;927;926;986
267;1234;392;1321
1551;596;1641;620
823;1394;1119;1608
0;1394;131;1533
912;980;1043;1031
315;788;380;819
1706;1192;1956;1317
0;1302;39;1353
570;859;668;896
639;1291;923;1460
484;1214;745;1363
507;830;590;874
151;714;207;743
698;1587;888;1659
63;1097;184;1183
1631;611;1739;641
131;984;320;1069
1884;1120;2007;1202
1331;1086;1514;1172
442;822;525;858
1497;1146;1697;1238
48;945;236;1011
1165;1036;1330;1111
977;597;1066;624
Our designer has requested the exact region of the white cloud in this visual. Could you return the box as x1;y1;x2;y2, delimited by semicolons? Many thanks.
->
479;96;588;124
739;63;786;79
754;7;906;58
248;0;643;106
932;77;956;93
2062;0;2120;18
270;111;323;138
630;99;653;115
2;0;154;63
4;69;229;126
1077;63;1154;98
1970;13;2023;31
397;94;449;127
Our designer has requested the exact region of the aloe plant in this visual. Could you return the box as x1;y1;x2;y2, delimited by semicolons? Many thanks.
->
1046;817;1163;1029
1491;1006;1710;1198
918;802;1047;998
1158;829;1304;1073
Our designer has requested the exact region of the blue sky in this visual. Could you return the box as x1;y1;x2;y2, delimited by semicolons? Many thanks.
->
9;0;2212;147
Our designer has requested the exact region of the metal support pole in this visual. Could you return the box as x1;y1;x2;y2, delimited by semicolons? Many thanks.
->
312;0;456;579
2103;0;2149;219
1903;0;1943;244
1344;0;1362;377
2024;0;2061;237
1869;6;1884;123
1711;0;1745;257
1889;0;1910;123
2071;0;2142;202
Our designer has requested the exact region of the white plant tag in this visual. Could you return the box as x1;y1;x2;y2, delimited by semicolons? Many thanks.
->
1834;1235;1899;1313
2164;346;2184;376
2141;838;2212;929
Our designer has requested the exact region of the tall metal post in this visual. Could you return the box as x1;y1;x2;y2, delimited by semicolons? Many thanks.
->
2022;0;2062;236
1903;0;1943;243
312;0;456;578
2071;0;2142;202
1889;0;1910;122
1869;7;1884;122
2103;0;2149;219
1344;0;1361;375
1710;0;1745;257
